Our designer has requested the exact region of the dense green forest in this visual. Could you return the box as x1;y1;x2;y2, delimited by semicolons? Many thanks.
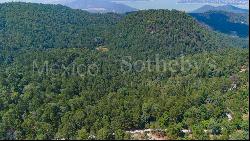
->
0;2;249;140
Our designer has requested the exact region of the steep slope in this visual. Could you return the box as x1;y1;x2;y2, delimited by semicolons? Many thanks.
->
190;11;249;38
192;5;249;13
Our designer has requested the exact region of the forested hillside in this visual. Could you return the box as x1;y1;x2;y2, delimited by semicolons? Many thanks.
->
0;2;249;140
0;2;122;50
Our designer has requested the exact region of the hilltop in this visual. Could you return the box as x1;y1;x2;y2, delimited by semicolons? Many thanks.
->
111;10;222;58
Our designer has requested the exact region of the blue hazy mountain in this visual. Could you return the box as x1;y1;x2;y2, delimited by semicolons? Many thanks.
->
190;11;249;38
192;5;249;13
62;0;137;13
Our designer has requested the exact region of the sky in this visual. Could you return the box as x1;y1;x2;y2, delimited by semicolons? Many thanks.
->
0;0;249;12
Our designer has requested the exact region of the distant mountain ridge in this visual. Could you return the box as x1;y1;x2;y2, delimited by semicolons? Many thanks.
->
178;0;249;5
192;5;249;13
61;0;137;13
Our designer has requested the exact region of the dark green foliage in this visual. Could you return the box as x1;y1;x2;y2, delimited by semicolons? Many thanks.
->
0;2;122;50
0;2;249;140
